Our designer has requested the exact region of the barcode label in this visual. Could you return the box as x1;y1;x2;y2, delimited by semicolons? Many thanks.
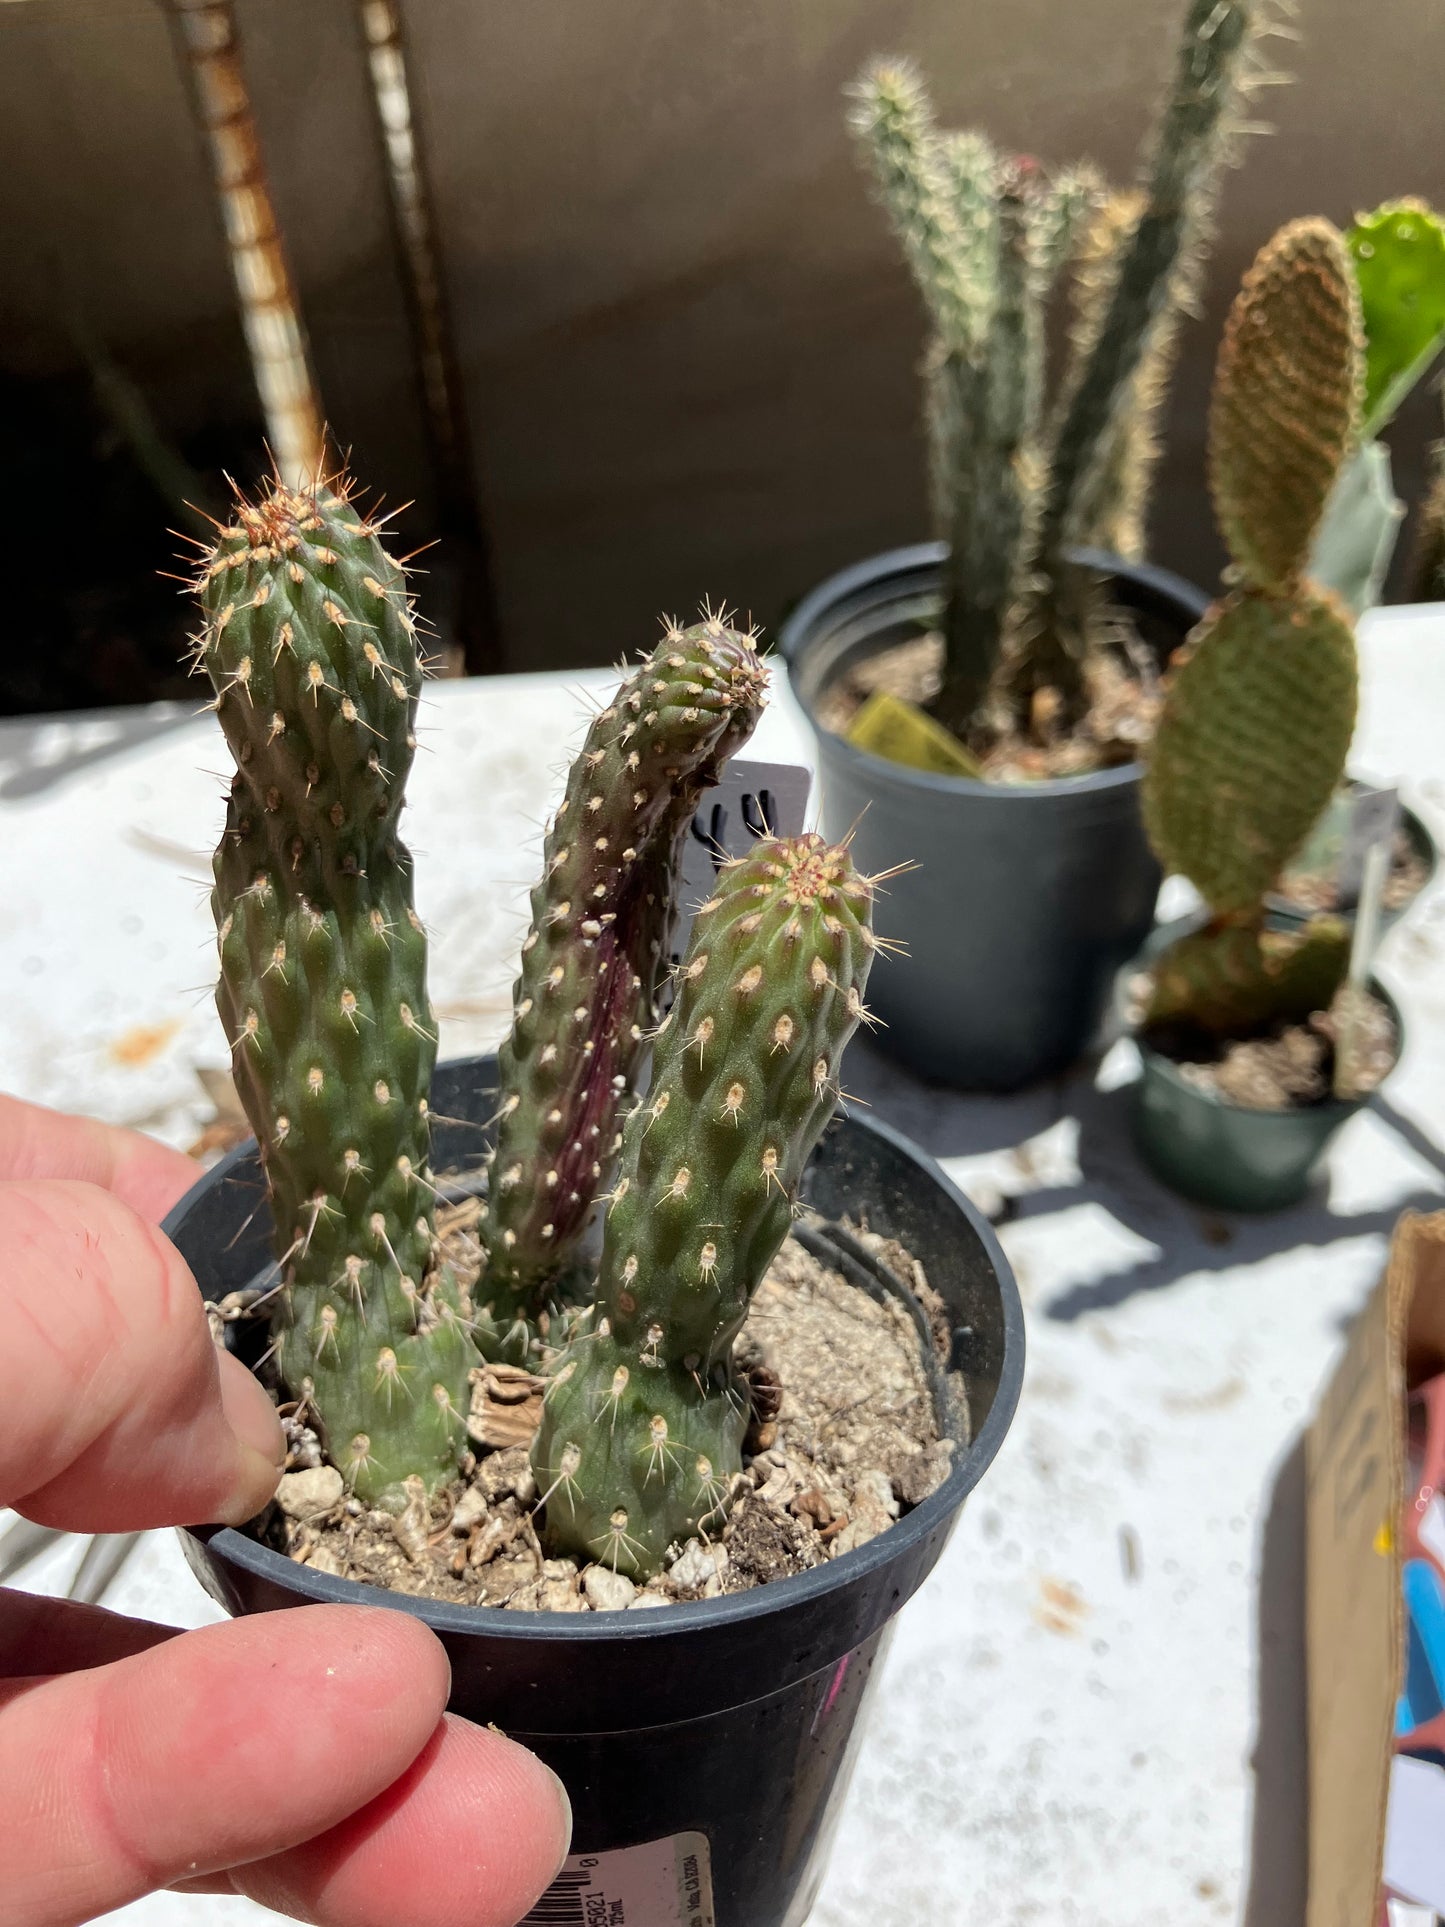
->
521;1831;714;1927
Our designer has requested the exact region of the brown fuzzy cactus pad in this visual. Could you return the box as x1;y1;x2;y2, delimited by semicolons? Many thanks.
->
1210;216;1363;592
1145;915;1351;1036
1143;587;1358;917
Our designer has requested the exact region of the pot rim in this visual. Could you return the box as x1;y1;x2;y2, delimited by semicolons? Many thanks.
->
177;1103;1025;1648
777;540;1211;804
1132;973;1405;1120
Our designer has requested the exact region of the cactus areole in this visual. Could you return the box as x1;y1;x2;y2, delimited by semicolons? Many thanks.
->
531;834;877;1577
197;472;477;1508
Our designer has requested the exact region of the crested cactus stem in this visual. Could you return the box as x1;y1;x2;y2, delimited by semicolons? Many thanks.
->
196;465;476;1506
530;834;876;1578
477;616;767;1358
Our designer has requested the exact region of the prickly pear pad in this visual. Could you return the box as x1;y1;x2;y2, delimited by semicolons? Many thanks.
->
531;834;876;1577
197;471;474;1506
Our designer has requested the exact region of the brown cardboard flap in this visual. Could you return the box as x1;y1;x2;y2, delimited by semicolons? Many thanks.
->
1306;1211;1445;1927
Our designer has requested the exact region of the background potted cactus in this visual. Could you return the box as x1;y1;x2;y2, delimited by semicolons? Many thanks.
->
778;0;1274;1090
1129;217;1403;1212
1307;197;1445;617
169;466;1023;1923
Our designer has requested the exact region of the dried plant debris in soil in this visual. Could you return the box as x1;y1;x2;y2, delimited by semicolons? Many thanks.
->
812;629;1160;781
257;1228;961;1611
1149;992;1397;1112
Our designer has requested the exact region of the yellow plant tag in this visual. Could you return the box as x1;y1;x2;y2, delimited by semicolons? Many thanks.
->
845;691;984;778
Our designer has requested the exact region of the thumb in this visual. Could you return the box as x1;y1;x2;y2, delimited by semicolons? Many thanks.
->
1;1178;284;1531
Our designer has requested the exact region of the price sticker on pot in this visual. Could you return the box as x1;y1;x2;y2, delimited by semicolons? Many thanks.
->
522;1831;715;1927
670;758;811;969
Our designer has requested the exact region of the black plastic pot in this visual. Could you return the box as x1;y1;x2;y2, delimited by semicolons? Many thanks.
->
779;542;1210;1091
169;1056;1023;1927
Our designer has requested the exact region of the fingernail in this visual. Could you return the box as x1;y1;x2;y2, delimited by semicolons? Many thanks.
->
216;1355;285;1521
545;1764;573;1877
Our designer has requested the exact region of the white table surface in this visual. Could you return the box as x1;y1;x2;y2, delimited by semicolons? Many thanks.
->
4;610;1445;1927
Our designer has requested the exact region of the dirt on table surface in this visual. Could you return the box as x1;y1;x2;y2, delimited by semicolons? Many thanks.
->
811;628;1160;782
1146;990;1398;1112
255;1224;963;1613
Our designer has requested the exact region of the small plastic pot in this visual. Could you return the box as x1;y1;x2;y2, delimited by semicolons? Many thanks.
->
169;1055;1023;1927
1129;983;1405;1214
779;542;1210;1091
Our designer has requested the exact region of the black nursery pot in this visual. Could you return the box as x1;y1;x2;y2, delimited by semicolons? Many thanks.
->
779;542;1210;1091
170;1056;1024;1927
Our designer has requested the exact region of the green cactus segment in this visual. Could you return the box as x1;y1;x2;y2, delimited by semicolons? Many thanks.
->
1014;0;1254;720
1210;218;1363;593
479;619;767;1348
198;474;476;1506
852;0;1257;749
531;834;876;1577
849;64;992;355
1348;200;1445;438
1145;916;1351;1036
1143;589;1358;917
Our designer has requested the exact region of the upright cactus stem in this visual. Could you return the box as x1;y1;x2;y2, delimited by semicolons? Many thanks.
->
850;0;1264;752
477;617;767;1359
197;468;476;1507
531;835;877;1578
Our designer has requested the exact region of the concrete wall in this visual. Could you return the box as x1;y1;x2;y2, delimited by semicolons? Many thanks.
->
2;0;1441;671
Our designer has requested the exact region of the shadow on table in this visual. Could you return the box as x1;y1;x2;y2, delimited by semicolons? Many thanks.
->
0;702;198;800
1242;1434;1310;1927
847;1037;1445;1321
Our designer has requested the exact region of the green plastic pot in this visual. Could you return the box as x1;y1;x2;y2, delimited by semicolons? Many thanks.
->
1129;978;1404;1212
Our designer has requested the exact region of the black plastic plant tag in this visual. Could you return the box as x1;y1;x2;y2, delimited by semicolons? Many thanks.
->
672;758;811;966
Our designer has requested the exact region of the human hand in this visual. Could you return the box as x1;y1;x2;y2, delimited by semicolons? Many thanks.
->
0;1093;571;1927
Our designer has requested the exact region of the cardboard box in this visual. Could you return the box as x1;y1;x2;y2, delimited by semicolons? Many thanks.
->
1308;1210;1445;1926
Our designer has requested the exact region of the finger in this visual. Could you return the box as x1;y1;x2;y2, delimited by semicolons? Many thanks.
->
0;1604;461;1925
229;1713;572;1927
1;1178;283;1530
0;1091;200;1222
0;1591;179;1677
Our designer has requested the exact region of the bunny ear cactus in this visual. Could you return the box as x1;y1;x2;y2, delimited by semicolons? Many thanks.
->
1142;218;1364;1036
530;834;876;1578
196;469;477;1506
477;616;768;1362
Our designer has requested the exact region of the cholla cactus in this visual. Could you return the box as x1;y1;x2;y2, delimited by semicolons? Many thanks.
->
196;469;476;1505
850;0;1267;746
1142;219;1364;1034
530;834;876;1577
477;616;767;1361
195;476;884;1581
